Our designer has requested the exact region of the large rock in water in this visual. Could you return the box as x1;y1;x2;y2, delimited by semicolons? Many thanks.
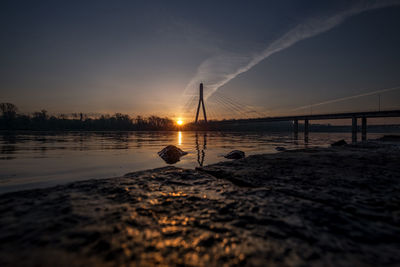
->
158;145;188;164
224;150;245;159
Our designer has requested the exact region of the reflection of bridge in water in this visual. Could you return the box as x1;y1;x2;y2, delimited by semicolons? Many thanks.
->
187;83;400;143
195;132;207;167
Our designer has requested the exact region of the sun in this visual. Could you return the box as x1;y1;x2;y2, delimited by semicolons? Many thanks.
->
176;120;184;126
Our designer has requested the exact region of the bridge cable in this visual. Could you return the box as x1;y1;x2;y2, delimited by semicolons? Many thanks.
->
211;95;243;118
214;91;267;118
212;94;251;119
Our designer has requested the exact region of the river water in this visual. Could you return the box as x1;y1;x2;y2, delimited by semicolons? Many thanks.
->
0;131;386;194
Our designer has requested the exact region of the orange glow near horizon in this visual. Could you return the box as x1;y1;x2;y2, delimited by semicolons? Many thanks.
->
176;120;184;126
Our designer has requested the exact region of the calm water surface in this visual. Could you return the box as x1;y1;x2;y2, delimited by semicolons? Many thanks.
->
0;131;386;194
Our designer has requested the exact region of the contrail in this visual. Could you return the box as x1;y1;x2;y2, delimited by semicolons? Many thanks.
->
182;1;400;102
291;85;400;111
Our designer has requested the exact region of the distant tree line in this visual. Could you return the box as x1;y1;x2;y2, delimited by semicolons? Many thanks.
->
5;102;396;132
0;102;305;132
0;103;178;131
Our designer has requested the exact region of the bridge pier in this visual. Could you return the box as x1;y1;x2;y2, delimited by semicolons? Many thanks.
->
352;116;357;143
362;117;367;142
293;119;298;139
304;119;309;143
195;83;207;123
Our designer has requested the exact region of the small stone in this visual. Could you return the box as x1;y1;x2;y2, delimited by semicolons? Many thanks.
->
331;139;347;147
275;146;286;151
224;150;245;159
158;145;188;164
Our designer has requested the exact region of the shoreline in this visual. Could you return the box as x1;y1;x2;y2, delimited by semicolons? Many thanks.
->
2;127;400;133
0;141;399;266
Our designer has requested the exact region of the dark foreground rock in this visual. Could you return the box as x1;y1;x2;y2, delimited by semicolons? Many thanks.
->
331;139;347;146
378;135;400;142
0;143;400;266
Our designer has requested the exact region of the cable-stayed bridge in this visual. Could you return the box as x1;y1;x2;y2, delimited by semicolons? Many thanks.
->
182;84;400;143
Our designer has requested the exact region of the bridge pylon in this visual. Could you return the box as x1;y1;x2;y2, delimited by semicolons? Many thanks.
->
195;83;207;123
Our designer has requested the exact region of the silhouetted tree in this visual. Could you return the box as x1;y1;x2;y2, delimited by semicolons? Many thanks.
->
0;103;18;128
57;114;65;120
0;103;18;118
33;110;48;121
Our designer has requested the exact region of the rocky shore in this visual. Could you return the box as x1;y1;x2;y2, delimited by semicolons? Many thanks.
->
0;141;399;266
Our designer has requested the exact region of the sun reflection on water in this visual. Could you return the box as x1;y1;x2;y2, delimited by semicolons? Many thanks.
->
178;131;182;146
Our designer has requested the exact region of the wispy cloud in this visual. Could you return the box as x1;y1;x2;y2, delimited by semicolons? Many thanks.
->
182;1;400;103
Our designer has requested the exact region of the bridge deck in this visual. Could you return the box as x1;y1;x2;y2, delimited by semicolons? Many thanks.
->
217;110;400;123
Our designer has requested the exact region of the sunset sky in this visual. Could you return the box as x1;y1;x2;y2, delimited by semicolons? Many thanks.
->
1;0;400;120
